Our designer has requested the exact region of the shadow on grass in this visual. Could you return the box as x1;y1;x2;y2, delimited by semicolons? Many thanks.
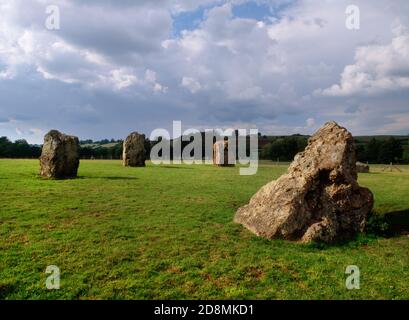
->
383;209;409;235
303;234;373;250
158;166;194;170
36;175;83;181
365;209;409;238
77;176;139;180
35;175;139;181
303;210;409;250
0;282;16;299
101;176;139;181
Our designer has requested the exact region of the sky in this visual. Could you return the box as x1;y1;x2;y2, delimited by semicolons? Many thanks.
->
0;0;408;144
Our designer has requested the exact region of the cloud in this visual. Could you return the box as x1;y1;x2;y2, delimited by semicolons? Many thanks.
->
0;0;408;143
0;67;15;79
306;117;315;127
319;25;409;97
378;113;409;134
109;68;139;91
181;77;202;93
161;3;291;122
145;69;168;93
0;0;171;92
15;127;23;136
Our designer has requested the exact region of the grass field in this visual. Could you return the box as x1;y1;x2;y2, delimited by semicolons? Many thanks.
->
0;159;408;300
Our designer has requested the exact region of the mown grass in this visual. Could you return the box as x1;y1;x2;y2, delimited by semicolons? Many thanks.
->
0;159;408;300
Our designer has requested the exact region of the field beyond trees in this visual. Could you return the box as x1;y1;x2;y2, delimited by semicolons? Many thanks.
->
0;160;408;299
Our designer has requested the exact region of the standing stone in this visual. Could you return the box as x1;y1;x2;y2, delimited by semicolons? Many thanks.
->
356;162;370;173
123;132;146;167
40;130;80;179
213;141;235;167
234;121;374;243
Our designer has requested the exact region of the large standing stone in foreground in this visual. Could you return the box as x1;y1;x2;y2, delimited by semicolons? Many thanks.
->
213;141;235;167
234;122;374;243
40;130;80;179
123;132;146;167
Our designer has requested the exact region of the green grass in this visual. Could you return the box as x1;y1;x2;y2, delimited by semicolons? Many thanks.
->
0;159;408;300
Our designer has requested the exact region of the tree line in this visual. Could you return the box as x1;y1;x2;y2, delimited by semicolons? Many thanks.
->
355;138;405;164
79;140;152;159
260;136;407;164
0;137;41;158
260;136;308;161
79;143;123;159
1;135;408;164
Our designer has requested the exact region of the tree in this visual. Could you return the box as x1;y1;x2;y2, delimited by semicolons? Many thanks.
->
260;143;273;160
355;144;367;162
366;138;381;163
0;136;12;157
269;136;308;161
378;137;403;164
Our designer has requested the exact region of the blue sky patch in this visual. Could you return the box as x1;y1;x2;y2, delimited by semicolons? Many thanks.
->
232;1;272;21
172;7;206;36
172;1;296;36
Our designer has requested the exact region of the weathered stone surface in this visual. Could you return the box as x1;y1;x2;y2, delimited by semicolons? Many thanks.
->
234;121;374;243
40;130;80;179
123;132;146;167
356;162;370;173
213;141;235;167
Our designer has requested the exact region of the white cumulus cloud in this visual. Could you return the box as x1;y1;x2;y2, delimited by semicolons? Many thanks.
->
319;25;409;97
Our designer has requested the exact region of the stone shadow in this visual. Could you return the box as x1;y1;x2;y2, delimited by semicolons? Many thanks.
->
158;166;194;170
102;176;139;181
366;209;409;238
69;176;139;181
304;210;409;249
383;209;409;236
